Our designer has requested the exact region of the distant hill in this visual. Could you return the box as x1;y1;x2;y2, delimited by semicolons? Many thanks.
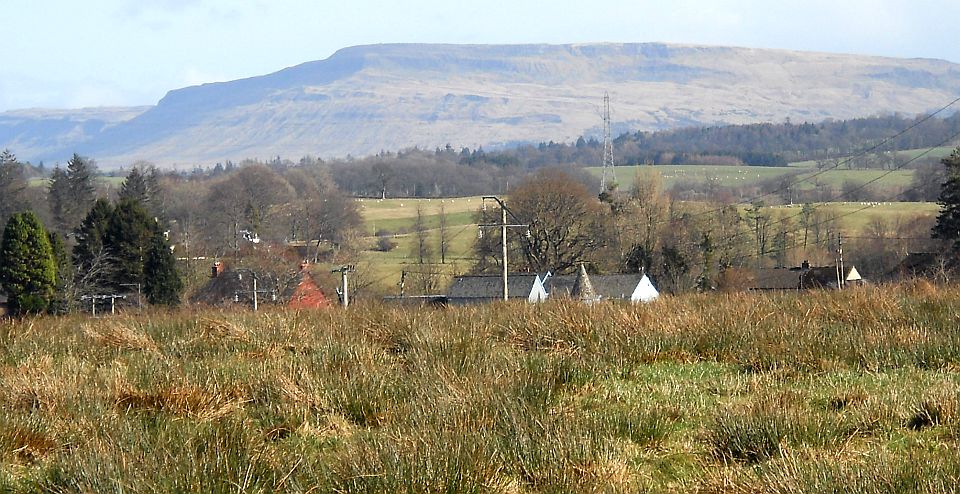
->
3;43;960;168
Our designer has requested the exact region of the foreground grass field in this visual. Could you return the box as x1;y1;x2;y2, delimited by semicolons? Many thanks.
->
2;285;960;492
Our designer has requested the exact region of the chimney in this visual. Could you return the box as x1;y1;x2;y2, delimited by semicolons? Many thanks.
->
211;261;224;278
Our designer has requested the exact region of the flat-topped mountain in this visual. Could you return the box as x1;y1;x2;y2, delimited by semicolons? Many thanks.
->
3;43;960;168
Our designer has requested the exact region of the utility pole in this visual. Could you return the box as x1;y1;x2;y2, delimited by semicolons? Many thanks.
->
234;270;275;311
479;196;529;301
332;265;356;307
836;233;845;290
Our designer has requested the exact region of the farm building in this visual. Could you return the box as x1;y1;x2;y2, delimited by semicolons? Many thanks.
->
191;268;279;307
193;262;333;309
443;267;658;305
445;273;544;305
750;261;864;290
544;265;659;303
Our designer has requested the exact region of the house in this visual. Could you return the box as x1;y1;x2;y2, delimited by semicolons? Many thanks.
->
750;261;864;291
445;273;543;305
0;294;8;317
442;266;660;305
751;267;806;291
545;265;659;303
803;265;863;289
190;265;279;307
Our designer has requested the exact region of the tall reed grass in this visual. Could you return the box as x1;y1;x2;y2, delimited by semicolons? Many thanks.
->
0;285;958;491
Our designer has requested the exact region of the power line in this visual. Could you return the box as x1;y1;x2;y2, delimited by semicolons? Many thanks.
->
655;95;960;226
712;128;960;257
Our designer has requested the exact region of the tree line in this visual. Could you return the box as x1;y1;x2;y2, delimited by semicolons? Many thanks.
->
0;152;181;316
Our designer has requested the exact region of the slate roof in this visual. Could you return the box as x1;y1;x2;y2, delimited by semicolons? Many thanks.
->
190;270;279;306
751;265;863;290
546;273;647;301
803;266;862;289
445;274;539;304
752;268;803;290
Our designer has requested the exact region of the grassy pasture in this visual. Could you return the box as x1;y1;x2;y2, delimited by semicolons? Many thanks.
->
2;286;960;491
356;197;482;293
757;201;939;232
586;164;915;192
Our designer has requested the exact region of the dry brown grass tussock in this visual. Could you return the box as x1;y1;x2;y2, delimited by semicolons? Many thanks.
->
82;320;159;353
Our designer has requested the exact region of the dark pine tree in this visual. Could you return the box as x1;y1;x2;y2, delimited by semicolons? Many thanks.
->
103;199;153;290
932;147;960;250
64;153;97;230
73;199;114;272
0;211;57;316
47;231;73;314
118;167;149;205
47;166;71;233
143;223;182;306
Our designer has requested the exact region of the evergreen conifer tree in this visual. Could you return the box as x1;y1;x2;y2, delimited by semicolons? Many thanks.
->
143;223;182;306
71;198;116;299
47;231;73;314
0;211;57;315
118;167;149;205
932;148;960;249
47;166;70;232
103;199;152;290
63;153;96;230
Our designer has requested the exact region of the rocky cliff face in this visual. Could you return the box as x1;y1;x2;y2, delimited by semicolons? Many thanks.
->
4;43;960;168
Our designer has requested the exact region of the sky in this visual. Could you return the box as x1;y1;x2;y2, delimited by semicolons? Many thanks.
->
2;0;959;112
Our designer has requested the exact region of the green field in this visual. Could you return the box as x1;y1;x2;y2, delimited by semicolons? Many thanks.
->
3;288;960;491
586;164;915;192
356;197;482;293
27;176;125;188
754;201;940;231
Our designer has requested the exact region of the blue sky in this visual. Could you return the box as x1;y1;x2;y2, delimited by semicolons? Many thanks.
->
2;0;958;111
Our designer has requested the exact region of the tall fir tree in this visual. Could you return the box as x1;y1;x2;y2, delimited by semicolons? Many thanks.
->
932;147;960;249
0;211;57;316
64;153;97;231
47;166;71;233
118;167;149;205
72;198;115;291
103;199;152;290
143;223;182;306
47;231;73;314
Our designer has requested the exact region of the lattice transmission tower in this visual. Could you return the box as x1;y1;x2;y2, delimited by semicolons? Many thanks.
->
599;92;616;194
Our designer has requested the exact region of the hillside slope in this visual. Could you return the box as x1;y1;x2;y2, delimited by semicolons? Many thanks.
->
3;43;960;168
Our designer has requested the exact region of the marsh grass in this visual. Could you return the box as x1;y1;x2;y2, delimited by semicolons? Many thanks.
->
0;286;959;491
